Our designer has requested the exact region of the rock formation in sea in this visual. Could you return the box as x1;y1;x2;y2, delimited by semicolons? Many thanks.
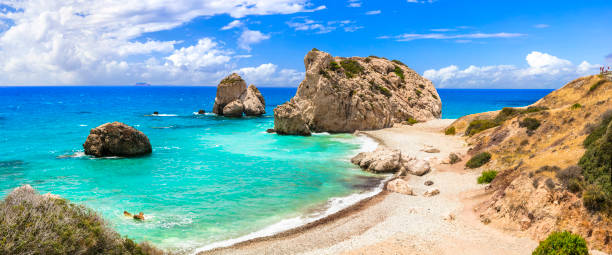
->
212;73;266;117
446;75;612;253
273;49;442;135
83;122;152;157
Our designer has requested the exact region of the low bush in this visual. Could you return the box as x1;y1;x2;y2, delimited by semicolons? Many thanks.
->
532;231;588;255
524;106;549;114
391;59;406;67
495;107;523;122
589;79;606;93
0;185;166;255
519;117;541;132
329;60;341;71
445;126;456;135
556;166;582;191
578;110;612;214
465;119;499;136
570;103;582;110
449;153;461;164
477;170;498;184
406;117;419;125
466;152;492;169
393;65;405;80
340;59;364;78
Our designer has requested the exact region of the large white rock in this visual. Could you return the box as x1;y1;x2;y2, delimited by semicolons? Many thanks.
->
387;179;414;195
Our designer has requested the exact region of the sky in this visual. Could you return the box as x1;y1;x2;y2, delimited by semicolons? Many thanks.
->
0;0;610;88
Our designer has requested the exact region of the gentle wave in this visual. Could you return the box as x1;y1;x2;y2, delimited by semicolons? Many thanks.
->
145;114;178;117
190;135;384;254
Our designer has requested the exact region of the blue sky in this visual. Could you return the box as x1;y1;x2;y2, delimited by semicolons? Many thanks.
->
0;0;610;88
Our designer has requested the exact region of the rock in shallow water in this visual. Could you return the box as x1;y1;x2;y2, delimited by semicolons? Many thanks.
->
222;100;244;117
213;73;266;117
83;122;152;157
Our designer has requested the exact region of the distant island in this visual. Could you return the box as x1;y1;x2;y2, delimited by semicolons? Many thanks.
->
134;82;151;86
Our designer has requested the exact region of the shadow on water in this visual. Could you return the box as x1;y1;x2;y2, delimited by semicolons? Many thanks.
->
346;175;386;190
0;160;26;169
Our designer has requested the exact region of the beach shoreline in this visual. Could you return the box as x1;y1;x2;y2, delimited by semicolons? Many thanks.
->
196;119;541;255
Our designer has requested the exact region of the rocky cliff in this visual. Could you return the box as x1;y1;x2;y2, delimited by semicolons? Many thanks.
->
446;75;612;252
273;49;441;135
212;73;265;117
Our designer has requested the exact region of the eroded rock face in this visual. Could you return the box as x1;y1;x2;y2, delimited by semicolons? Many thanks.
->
243;85;266;116
213;74;266;117
213;73;247;115
222;100;244;117
83;122;152;157
273;49;442;135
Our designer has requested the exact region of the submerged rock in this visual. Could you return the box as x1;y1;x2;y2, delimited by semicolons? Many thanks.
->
274;49;442;135
212;73;266;117
198;109;206;114
83;122;152;157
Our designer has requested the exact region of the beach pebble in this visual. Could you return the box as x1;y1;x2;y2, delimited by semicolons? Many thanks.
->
423;188;440;197
387;179;414;195
424;180;434;186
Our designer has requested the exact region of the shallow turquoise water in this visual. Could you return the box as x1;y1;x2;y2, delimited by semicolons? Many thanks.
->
0;87;551;253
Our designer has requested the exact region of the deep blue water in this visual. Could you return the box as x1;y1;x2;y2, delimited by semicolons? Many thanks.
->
0;86;552;253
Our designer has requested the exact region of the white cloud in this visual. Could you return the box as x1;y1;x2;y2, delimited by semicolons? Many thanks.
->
605;53;612;63
235;63;304;86
423;51;600;89
0;0;323;85
237;29;270;51
347;0;361;7
221;20;243;30
381;32;526;42
287;17;361;34
365;10;381;15
534;24;550;28
430;28;456;32
407;0;436;3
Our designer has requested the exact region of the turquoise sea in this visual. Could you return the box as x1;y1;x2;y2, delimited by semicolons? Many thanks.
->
0;87;552;253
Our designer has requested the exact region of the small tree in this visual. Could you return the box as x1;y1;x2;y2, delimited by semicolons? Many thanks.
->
532;231;588;255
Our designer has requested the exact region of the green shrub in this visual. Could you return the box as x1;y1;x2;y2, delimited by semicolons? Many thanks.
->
524;106;549;114
556;166;582;192
414;89;422;96
519;117;541;132
466;152;492;169
579;115;612;214
364;57;371;63
583;110;612;148
570;103;582;110
311;48;319;52
477;170;498;184
0;185;166;255
465;119;499;136
406;117;419;125
370;81;392;97
391;59;406;66
340;59;364;78
445;126;456;135
329;61;341;71
418;84;425;89
495;107;523;122
589;79;606;93
393;65;405;80
449;153;461;164
532;231;588;255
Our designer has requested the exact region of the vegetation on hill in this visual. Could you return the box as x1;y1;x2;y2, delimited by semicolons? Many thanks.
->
579;111;612;214
464;106;549;136
477;170;498;184
0;185;166;255
466;152;491;169
532;231;588;255
339;59;364;78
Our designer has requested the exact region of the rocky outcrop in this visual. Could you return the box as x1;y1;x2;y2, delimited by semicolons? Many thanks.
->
274;49;441;135
351;146;432;176
83;122;152;157
387;179;414;195
213;73;266;117
243;85;266;116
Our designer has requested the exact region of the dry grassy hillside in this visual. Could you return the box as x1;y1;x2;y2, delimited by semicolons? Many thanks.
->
447;75;611;252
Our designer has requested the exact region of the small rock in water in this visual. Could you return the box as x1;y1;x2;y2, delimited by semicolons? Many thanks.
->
266;128;276;133
133;212;145;221
123;211;132;217
424;180;434;186
423;188;440;197
198;109;205;114
153;111;159;115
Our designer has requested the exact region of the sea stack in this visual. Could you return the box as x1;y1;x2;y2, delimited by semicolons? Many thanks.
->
212;73;265;117
83;122;152;157
273;49;442;135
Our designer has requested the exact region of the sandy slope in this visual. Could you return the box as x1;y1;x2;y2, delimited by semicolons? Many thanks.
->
199;120;539;255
